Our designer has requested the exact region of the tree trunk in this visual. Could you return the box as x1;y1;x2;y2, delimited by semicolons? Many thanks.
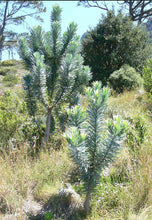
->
44;108;52;144
84;189;91;213
11;49;14;60
8;50;10;60
0;1;9;61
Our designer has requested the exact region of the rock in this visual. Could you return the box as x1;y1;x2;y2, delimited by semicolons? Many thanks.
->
58;183;83;210
26;183;83;220
138;90;144;95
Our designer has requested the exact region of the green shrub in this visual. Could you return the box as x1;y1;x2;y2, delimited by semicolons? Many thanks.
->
21;117;45;150
125;114;147;152
143;58;152;94
0;67;12;76
44;212;53;220
0;60;16;67
109;65;143;93
2;74;18;87
0;91;24;147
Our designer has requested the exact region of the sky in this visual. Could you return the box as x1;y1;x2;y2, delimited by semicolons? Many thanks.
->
3;1;116;60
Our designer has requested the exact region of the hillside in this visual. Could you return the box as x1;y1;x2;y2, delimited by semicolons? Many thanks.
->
0;60;152;220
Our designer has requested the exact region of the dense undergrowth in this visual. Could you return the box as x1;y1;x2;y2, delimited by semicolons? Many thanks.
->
0;60;152;220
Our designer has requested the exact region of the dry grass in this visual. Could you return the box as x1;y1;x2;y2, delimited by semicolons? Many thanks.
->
108;89;148;118
108;90;152;220
0;145;73;219
0;60;29;92
128;206;152;220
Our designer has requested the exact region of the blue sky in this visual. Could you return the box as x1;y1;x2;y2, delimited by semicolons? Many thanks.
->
3;1;116;60
21;1;115;36
38;1;114;35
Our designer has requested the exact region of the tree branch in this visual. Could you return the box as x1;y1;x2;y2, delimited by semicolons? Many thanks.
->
79;0;152;23
133;8;152;20
0;1;8;35
132;0;142;11
124;0;152;23
6;11;41;22
7;2;24;18
79;0;109;11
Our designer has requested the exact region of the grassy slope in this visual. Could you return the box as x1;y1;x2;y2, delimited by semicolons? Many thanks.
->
0;60;29;92
0;61;152;219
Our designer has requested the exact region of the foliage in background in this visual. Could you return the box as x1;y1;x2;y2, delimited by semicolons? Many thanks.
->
2;74;18;87
19;4;92;144
0;66;14;76
0;60;17;76
66;81;127;212
109;65;143;93
81;11;151;84
143;58;152;112
0;60;16;66
126;114;147;153
0;60;21;77
0;91;24;148
0;89;44;151
143;58;152;95
21;117;45;151
144;18;152;40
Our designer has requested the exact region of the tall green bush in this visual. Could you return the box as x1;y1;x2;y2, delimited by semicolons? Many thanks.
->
81;11;151;84
66;81;127;213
